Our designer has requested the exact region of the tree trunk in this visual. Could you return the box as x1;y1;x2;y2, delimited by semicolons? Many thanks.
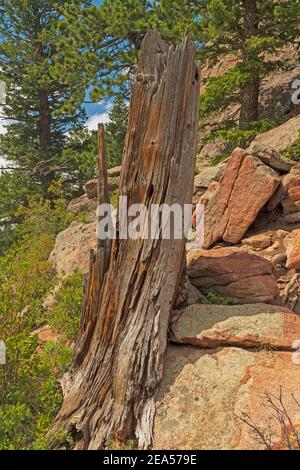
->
39;91;51;155
239;73;259;124
73;123;111;368
239;0;259;125
51;30;200;450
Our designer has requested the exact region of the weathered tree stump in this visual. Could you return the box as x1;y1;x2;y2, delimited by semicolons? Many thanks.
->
52;30;200;450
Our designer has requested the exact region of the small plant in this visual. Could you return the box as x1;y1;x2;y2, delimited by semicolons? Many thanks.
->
107;438;137;450
234;387;300;450
0;403;33;450
283;132;300;161
194;164;201;176
208;153;229;166
49;270;83;341
202;290;233;305
32;428;74;451
110;188;120;208
205;119;280;165
0;196;82;449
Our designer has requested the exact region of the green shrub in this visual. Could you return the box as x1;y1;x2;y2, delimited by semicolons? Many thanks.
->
283;132;300;161
49;270;84;341
208;153;229;166
0;195;82;449
0;338;73;449
0;404;33;450
107;439;137;450
110;188;120;208
202;290;233;305
206;119;280;165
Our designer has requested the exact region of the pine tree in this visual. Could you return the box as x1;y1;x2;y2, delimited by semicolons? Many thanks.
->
106;96;129;167
0;0;92;184
58;0;300;129
0;0;98;251
197;0;300;126
55;0;153;104
55;0;197;104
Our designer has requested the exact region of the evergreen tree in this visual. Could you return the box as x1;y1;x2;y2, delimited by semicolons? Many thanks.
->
0;0;98;251
54;0;198;103
59;0;300;128
106;96;129;167
55;0;153;104
197;0;300;125
0;0;92;184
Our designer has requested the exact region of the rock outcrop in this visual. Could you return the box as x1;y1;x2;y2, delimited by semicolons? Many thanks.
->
32;325;59;343
51;165;122;276
49;221;97;276
84;177;118;199
241;232;273;250
249;115;300;153
152;111;300;450
67;165;121;222
194;148;280;248
187;247;279;304
284;230;300;270
281;164;300;216
154;346;300;450
171;303;300;349
49;115;300;450
67;194;97;220
246;142;293;173
193;162;226;203
84;165;121;199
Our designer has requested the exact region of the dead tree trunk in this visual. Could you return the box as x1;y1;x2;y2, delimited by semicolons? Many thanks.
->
73;124;111;368
52;30;200;450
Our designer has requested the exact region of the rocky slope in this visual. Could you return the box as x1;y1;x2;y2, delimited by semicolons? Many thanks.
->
157;115;300;450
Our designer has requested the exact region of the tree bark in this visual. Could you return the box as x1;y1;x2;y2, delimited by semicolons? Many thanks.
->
240;0;259;125
39;91;52;155
52;30;200;450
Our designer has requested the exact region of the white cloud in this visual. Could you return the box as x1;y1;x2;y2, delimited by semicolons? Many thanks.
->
0;80;7;135
0;101;7;135
0;119;7;135
85;112;111;131
0;107;7;170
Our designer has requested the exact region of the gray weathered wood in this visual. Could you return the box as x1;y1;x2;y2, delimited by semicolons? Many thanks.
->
73;124;112;367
